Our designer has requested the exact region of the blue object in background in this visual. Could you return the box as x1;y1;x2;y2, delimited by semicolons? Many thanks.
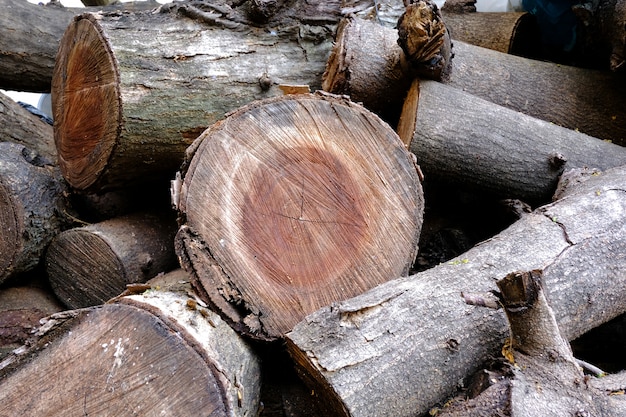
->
522;0;578;52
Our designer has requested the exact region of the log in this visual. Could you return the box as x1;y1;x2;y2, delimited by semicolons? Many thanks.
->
286;164;626;417
441;11;540;56
0;142;73;284
0;91;55;162
0;0;161;92
439;270;622;416
174;93;424;341
323;16;626;144
396;79;626;204
45;211;178;309
0;284;65;360
50;0;406;192
0;269;262;416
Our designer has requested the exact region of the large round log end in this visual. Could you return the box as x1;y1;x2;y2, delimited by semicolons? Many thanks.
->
52;14;121;190
177;93;424;340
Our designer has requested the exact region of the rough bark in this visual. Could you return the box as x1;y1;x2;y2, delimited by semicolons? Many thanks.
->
439;270;623;416
396;79;626;204
286;164;626;417
45;211;178;309
447;40;626;146
0;91;55;163
0;0;161;93
0;269;262;417
174;93;424;341
0;285;65;361
396;0;452;81
0;142;73;284
50;1;407;192
323;16;626;144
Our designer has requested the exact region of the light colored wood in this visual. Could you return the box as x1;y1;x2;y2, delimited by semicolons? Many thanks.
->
175;93;424;341
324;17;626;144
0;269;262;417
287;165;626;417
397;79;626;204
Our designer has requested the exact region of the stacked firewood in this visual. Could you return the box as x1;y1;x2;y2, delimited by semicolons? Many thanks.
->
1;0;626;415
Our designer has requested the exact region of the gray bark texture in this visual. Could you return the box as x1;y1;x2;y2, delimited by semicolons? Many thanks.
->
0;0;160;92
0;142;72;284
286;164;626;417
398;79;626;204
0;91;55;163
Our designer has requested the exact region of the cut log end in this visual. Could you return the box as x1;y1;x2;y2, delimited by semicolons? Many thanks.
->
52;14;121;190
177;93;424;340
46;230;124;308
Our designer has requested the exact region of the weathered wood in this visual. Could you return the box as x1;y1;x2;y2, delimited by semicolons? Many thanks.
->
0;91;55;162
447;40;626;146
50;1;407;192
174;93;424;341
396;0;452;81
0;285;65;360
45;212;178;309
51;9;335;192
0;142;72;284
286;165;626;417
442;11;540;55
396;79;626;204
439;270;622;416
0;269;262;417
0;0;160;92
324;16;626;144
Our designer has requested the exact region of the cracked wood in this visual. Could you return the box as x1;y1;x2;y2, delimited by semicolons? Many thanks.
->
286;165;626;417
174;93;424;341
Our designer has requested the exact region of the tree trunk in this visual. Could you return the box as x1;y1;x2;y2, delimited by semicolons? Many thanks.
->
323;16;626;144
447;40;626;146
442;11;540;55
286;164;626;417
45;211;178;309
396;79;626;204
0;142;72;284
0;269;262;417
0;91;55;162
0;0;161;93
50;0;408;193
174;93;424;341
439;270;622;416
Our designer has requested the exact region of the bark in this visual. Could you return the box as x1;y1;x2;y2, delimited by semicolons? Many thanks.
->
323;16;626;144
174;93;424;341
0;0;161;92
0;142;73;284
45;211;178;309
0;285;65;361
441;11;540;55
50;1;407;192
439;270;621;416
0;269;262;417
286;164;626;417
396;0;452;81
396;79;626;204
0;91;55;163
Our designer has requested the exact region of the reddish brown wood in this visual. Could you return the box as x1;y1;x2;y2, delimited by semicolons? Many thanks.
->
175;93;424;341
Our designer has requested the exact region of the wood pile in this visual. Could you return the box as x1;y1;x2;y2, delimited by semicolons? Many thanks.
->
1;0;626;416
